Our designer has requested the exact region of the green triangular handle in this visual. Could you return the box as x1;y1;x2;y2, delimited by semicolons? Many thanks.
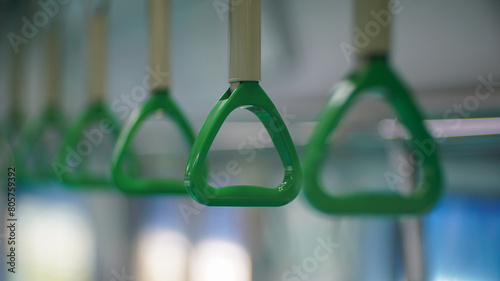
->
17;106;66;181
0;128;15;170
55;102;125;187
111;89;196;195
5;111;24;143
5;111;25;180
304;57;443;215
185;81;303;206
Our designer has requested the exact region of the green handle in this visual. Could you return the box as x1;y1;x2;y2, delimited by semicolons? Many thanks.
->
7;111;26;179
5;111;24;143
304;57;443;215
16;106;66;180
56;102;123;187
111;89;196;195
185;81;302;206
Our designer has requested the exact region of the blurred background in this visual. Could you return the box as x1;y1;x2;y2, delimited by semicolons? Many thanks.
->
1;0;500;280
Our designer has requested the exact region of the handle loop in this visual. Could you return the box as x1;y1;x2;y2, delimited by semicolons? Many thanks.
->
185;82;302;206
185;0;301;206
17;24;67;181
111;90;197;194
110;0;199;194
56;7;132;187
56;102;129;186
304;58;442;215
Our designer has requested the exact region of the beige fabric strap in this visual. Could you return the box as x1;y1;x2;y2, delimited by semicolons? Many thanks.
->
354;0;390;58
229;0;261;82
89;12;107;102
45;25;62;106
149;0;170;89
11;50;23;115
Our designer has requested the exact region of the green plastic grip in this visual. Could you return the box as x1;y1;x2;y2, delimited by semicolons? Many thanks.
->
56;102;122;187
5;111;25;179
304;57;442;215
185;81;302;206
17;106;66;180
111;89;196;195
5;111;24;143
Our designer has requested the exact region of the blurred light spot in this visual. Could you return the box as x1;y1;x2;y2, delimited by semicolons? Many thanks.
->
434;277;461;281
15;198;94;281
190;239;251;281
136;229;190;281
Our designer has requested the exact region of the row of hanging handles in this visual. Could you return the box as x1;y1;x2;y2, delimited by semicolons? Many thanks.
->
13;0;442;215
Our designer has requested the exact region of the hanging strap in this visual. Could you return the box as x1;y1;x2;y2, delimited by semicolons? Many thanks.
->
148;0;170;89
228;0;261;83
354;0;390;58
45;25;62;107
11;49;23;116
89;11;107;102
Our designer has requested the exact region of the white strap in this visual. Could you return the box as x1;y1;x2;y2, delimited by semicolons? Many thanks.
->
354;0;390;58
229;0;261;82
89;12;107;102
149;0;170;89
